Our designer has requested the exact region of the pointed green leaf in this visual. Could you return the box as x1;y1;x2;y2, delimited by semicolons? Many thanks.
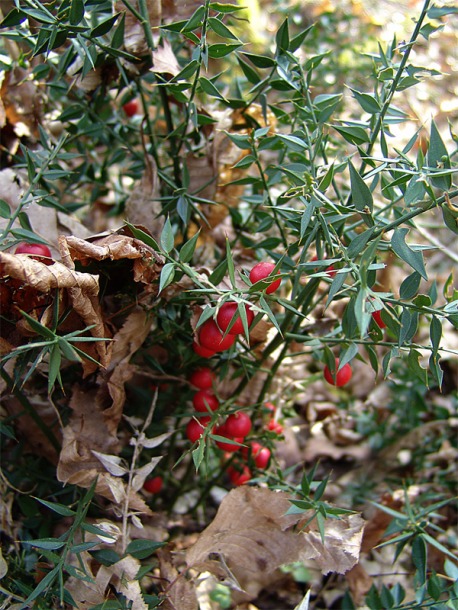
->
0;199;11;219
349;161;373;215
90;14;119;38
427;120;451;189
179;231;200;263
158;263;175;294
69;0;85;25
241;52;276;68
391;228;427;280
160;217;174;253
333;125;370;145
349;88;381;114
34;497;76;517
208;43;243;58
275;19;289;52
399;271;421;299
199;76;227;101
208;16;239;40
430;315;442;356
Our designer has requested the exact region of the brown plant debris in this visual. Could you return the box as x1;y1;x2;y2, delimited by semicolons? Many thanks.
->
186;486;365;600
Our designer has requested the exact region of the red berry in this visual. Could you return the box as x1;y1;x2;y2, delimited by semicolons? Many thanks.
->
214;425;243;452
325;264;336;278
15;243;53;265
186;417;210;443
189;367;215;390
199;319;236;352
323;358;352;387
192;342;216;359
266;420;283;435
123;99;139;117
216;302;254;335
249;262;281;294
254;447;271;469
264;402;276;417
192;390;219;412
228;465;251;486
224;412;252;438
372;310;386;329
143;476;163;494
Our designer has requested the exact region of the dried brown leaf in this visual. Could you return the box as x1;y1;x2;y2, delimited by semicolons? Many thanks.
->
0;67;42;139
60;232;164;285
108;308;152;371
346;563;373;605
187;487;365;599
159;548;198;610
152;39;181;76
0;252;99;295
124;157;163;235
66;552;147;610
57;384;151;514
186;487;305;598
300;513;365;575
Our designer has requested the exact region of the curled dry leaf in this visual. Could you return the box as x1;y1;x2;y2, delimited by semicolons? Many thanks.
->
60;232;164;286
0;252;98;295
66;551;148;610
186;487;365;599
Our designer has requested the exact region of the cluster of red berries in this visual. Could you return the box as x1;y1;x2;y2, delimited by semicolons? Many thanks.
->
192;262;281;359
185;365;242;446
226;440;272;486
184;365;280;485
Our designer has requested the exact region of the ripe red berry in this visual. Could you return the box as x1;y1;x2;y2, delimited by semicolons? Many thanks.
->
323;358;353;387
189;367;215;390
143;476;163;494
228;465;251;486
123;99;139;117
214;425;243;452
254;446;271;469
192;342;216;358
199;319;236;352
224;412;252;438
15;243;53;264
216;302;254;335
249;262;281;294
325;264;336;278
192;390;219;412
372;310;386;329
264;402;276;418
186;417;211;443
266;420;283;435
